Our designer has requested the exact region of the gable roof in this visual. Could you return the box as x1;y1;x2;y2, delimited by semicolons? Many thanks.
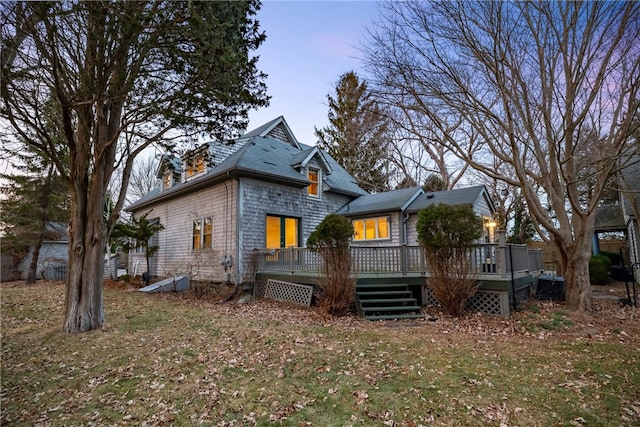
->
126;118;366;212
406;185;494;214
237;115;300;148
156;154;182;178
336;186;423;216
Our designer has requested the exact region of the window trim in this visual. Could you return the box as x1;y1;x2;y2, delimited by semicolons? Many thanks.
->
192;216;213;250
307;167;320;197
266;214;300;248
162;171;172;189
185;154;207;180
353;216;391;241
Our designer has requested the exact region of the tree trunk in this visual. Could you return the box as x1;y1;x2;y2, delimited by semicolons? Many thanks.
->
552;223;594;312
26;233;44;284
63;209;106;333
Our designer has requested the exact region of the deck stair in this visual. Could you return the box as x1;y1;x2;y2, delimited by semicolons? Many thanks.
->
355;283;424;320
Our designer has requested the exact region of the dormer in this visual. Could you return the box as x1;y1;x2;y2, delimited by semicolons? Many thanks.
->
290;147;333;198
157;155;182;190
182;144;210;182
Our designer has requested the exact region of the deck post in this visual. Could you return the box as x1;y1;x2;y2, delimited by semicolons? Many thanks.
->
496;230;508;278
400;245;408;276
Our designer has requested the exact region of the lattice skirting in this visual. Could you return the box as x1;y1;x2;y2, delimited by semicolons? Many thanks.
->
261;279;313;307
423;286;512;317
254;280;269;298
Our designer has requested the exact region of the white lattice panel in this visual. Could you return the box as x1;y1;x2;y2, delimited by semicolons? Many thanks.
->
423;286;510;317
254;280;269;298
265;279;313;307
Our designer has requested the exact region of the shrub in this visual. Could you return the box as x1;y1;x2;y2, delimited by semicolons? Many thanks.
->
416;204;483;317
599;250;621;266
589;255;611;286
307;214;355;317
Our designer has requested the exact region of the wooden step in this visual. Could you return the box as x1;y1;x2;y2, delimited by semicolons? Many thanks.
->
361;305;422;313
359;298;417;304
356;283;409;290
365;313;425;321
357;290;413;297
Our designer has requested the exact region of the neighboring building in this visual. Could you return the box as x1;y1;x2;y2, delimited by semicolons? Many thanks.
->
126;116;500;285
125;116;367;284
619;154;640;273
16;222;68;280
593;153;640;277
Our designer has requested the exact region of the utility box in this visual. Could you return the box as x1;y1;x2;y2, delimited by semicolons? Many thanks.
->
536;274;565;301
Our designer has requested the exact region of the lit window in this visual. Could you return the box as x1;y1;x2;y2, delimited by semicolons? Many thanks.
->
192;217;213;250
307;168;319;197
353;217;391;241
266;215;299;248
185;155;206;179
163;172;172;189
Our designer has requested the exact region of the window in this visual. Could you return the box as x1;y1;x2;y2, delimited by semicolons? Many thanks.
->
353;217;391;241
266;215;299;248
185;155;206;179
162;172;172;189
307;168;319;197
192;217;213;250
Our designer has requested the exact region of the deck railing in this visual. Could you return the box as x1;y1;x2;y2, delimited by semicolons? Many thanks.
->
255;244;543;278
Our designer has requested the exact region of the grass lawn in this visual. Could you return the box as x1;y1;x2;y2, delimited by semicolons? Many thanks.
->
1;280;639;426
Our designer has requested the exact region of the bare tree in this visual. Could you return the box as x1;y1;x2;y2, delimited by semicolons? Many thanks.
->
363;1;640;311
128;155;159;203
1;1;269;332
384;100;475;190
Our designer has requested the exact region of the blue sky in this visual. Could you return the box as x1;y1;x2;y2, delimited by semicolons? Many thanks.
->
247;1;381;145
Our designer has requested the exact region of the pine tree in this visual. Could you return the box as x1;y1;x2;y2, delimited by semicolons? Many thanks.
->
1;159;69;283
315;71;391;193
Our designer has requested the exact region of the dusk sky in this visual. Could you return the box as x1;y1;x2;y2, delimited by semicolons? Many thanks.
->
247;1;381;145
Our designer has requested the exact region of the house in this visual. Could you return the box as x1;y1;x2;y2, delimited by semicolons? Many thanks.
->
15;222;68;280
619;153;640;275
593;152;640;278
126;116;544;318
125;116;368;284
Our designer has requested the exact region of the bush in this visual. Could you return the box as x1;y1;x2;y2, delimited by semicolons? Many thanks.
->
589;255;611;286
599;250;621;266
416;204;483;317
307;214;355;317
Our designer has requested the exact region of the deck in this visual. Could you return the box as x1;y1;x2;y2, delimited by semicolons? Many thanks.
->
254;244;544;317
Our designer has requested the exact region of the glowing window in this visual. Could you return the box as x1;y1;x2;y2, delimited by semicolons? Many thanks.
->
353;217;391;241
185;155;206;179
307;168;319;197
266;215;299;248
163;172;172;189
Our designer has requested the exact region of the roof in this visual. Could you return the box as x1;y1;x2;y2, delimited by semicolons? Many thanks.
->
619;152;640;220
594;205;625;232
237;115;300;148
336;185;493;217
126;118;366;212
406;185;492;213
336;186;423;216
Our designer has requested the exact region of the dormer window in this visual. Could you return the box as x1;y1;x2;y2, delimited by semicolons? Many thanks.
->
185;154;206;180
308;167;320;197
162;171;172;189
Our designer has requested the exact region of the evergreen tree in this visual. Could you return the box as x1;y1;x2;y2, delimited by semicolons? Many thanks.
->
315;71;391;193
2;1;269;332
1;160;69;283
112;212;164;280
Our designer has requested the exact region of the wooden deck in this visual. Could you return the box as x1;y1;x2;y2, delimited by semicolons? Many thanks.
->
254;243;544;317
255;244;542;280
